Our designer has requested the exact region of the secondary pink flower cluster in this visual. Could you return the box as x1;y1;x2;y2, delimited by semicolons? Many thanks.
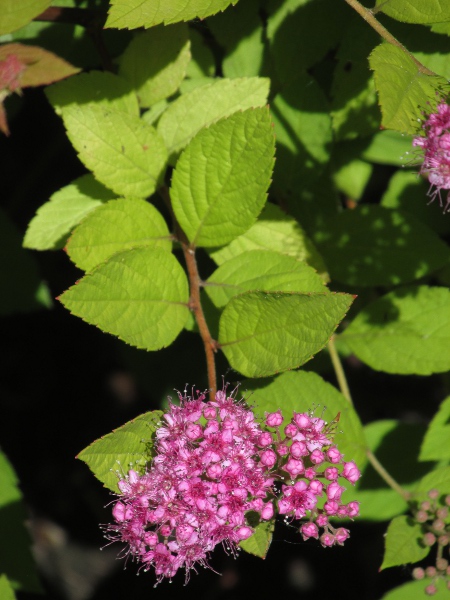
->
413;101;450;212
105;387;360;585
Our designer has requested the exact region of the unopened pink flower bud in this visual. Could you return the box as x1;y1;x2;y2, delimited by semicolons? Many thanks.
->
293;413;311;428
290;440;308;457
203;405;216;419
335;528;350;544
324;500;339;515
310;449;325;464
342;461;361;484
284;423;298;438
327;447;342;463
236;526;253;540
261;502;274;520
309;480;323;496
160;524;172;537
260;449;277;467
325;467;339;481
300;522;319;540
320;532;335;547
304;467;316;479
285;458;304;477
265;410;283;427
346;501;360;518
186;423;203;440
258;432;273;447
277;443;289;456
316;514;328;527
327;482;345;501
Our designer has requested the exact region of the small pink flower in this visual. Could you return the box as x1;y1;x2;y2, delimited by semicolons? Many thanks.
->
327;482;345;501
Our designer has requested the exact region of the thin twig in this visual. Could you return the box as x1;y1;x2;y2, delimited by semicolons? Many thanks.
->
328;335;410;500
160;187;217;400
344;0;437;76
367;449;411;501
328;336;353;406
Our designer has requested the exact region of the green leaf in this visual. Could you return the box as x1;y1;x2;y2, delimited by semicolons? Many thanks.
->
210;203;328;281
170;108;275;247
59;246;190;351
46;70;140;117
361;130;413;166
381;170;450;237
0;451;42;593
244;371;367;469
0;576;16;600
271;73;332;194
186;29;215;78
56;106;168;198
219;291;353;378
157;76;270;159
315;205;450;286
106;0;238;29
267;0;348;85
369;43;449;134
208;0;264;78
332;158;373;201
142;99;169;126
355;420;430;521
23;174;117;250
341;286;450;375
239;520;274;558
375;0;450;24
415;466;450;498
382;580;450;599
420;396;450;461
77;410;163;492
0;0;50;36
118;24;190;108
330;17;380;141
66;198;172;271
381;515;429;570
205;250;327;308
0;208;52;315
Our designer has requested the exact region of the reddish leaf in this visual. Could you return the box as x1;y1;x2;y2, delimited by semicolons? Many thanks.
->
0;43;80;90
0;103;9;136
0;54;26;92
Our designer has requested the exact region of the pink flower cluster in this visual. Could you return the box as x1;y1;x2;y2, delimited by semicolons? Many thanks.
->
413;101;450;212
105;388;360;584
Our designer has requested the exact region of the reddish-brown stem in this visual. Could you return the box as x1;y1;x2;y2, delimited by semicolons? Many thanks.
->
160;186;217;400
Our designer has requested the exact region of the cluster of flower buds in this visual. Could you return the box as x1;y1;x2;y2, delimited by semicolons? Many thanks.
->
412;489;450;595
104;387;360;585
413;100;450;213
